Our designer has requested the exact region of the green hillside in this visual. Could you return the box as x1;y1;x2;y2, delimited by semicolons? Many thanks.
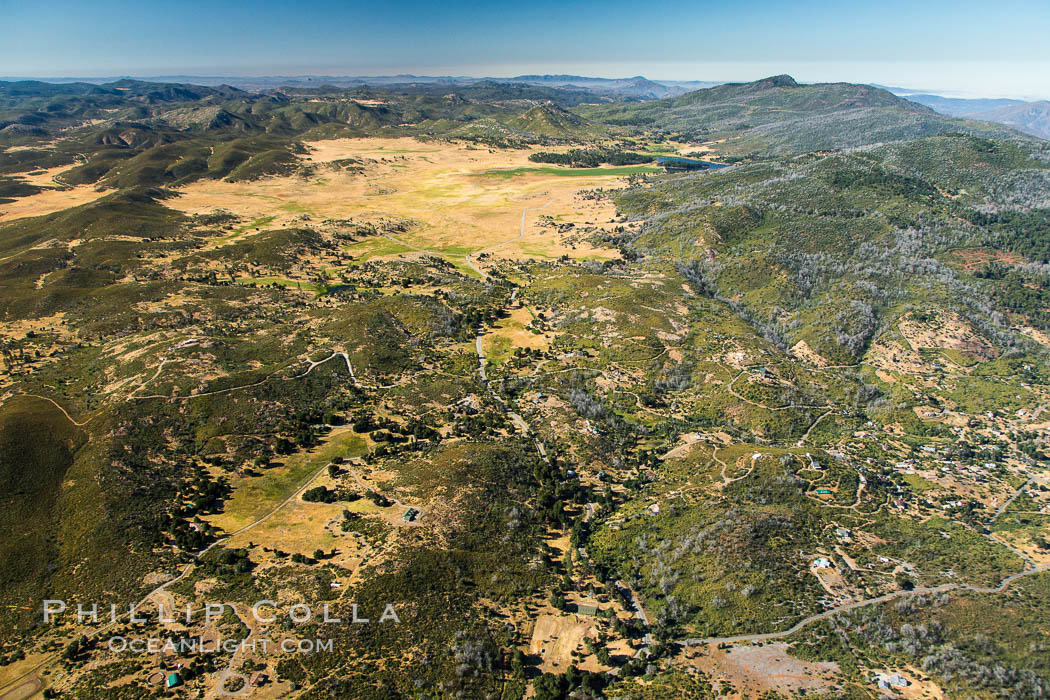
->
0;76;1049;699
612;133;1050;362
581;75;1026;155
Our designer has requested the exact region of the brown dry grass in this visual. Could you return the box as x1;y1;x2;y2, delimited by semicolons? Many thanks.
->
168;138;625;265
1019;326;1050;347
811;561;853;603
790;340;829;368
528;613;597;673
897;313;995;358
0;165;106;222
481;306;550;365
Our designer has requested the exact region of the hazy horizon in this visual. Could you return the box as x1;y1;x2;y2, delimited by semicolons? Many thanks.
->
3;64;1050;102
3;0;1049;100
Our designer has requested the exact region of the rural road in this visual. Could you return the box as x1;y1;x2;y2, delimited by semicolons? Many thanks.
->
308;351;358;387
132;446;344;608
382;232;425;253
476;335;487;381
617;581;654;648
4;393;92;427
727;370;832;413
464;192;573;279
678;563;1049;647
0;346;367;695
0;677;42;700
0;420;361;698
797;409;834;446
473;305;549;462
991;478;1034;523
133;349;358;402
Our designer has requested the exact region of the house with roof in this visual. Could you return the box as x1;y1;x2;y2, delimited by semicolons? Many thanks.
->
873;672;910;690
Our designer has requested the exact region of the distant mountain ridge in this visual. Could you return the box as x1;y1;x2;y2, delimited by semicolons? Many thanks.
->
2;74;1033;164
498;74;719;99
1;73;722;100
0;78;245;100
902;94;1026;117
0;77;619;193
904;94;1050;140
964;101;1050;140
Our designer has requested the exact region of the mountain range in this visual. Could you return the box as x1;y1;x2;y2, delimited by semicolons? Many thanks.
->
9;73;1050;138
903;93;1050;140
0;73;721;100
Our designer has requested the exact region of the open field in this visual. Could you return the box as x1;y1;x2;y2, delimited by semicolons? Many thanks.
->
169;137;626;270
0;180;106;222
477;164;659;179
529;613;598;673
203;427;367;534
480;305;551;365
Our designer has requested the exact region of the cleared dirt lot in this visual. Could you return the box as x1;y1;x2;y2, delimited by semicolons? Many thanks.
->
687;642;841;697
529;612;599;673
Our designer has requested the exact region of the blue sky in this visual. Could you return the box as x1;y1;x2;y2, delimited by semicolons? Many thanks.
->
2;0;1049;97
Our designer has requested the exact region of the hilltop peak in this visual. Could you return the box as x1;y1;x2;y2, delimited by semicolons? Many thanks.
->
507;101;589;137
752;74;799;88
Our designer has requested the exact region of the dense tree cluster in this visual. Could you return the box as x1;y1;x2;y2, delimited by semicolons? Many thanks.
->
529;148;655;168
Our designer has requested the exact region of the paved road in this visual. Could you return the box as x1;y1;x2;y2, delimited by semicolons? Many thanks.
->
991;478;1034;523
679;563;1049;647
476;335;487;381
617;581;654;647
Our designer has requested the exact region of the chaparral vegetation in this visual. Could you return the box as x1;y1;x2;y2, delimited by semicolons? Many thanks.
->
0;73;1047;699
